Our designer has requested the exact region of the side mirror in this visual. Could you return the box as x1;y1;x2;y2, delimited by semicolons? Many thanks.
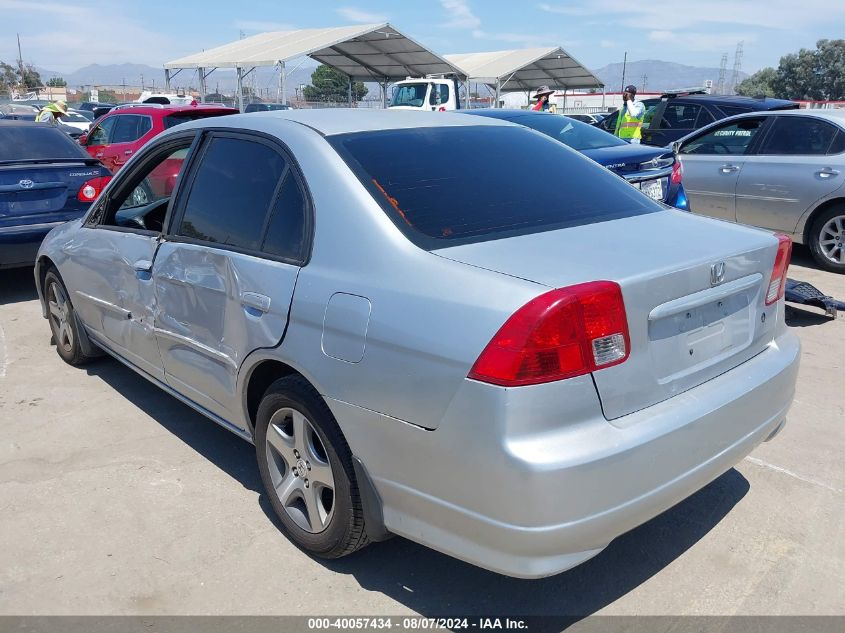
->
78;133;88;146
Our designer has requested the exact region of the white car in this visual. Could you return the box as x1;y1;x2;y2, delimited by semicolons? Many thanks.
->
61;110;93;132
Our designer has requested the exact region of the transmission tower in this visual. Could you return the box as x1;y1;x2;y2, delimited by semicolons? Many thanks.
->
730;42;744;94
716;53;728;95
641;73;648;93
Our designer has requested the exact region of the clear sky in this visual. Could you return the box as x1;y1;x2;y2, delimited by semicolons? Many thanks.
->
3;0;844;74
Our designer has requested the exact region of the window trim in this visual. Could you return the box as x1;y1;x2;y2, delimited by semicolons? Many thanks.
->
754;115;842;157
166;128;314;267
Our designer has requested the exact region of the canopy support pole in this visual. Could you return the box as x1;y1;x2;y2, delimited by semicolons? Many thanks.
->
348;75;353;106
198;67;206;103
279;61;286;104
602;84;606;109
165;69;171;92
237;67;244;112
382;80;388;108
495;79;500;108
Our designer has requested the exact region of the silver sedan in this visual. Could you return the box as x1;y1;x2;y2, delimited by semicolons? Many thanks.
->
35;110;800;578
676;109;845;272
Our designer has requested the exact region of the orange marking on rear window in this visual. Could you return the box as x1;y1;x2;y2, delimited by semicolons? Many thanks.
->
372;178;412;226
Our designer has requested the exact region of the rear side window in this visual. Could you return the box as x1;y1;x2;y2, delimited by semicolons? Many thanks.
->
178;136;286;250
261;173;307;260
759;117;840;155
828;130;845;155
330;126;661;249
0;124;88;161
111;115;152;143
660;103;702;129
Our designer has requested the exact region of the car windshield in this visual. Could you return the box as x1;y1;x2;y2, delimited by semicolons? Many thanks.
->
507;114;627;150
391;84;428;108
0;124;88;161
330;125;661;249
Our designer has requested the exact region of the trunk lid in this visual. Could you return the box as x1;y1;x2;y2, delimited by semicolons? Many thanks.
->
0;162;108;229
435;210;782;420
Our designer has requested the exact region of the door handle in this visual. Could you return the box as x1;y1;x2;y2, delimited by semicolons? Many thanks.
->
720;164;740;173
241;292;271;314
95;152;104;158
133;259;153;280
817;168;840;179
124;149;134;156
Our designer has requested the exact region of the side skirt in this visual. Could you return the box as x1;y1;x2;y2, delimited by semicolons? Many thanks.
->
86;328;254;444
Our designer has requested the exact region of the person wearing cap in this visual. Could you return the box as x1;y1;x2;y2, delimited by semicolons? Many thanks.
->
614;85;645;143
36;100;69;126
531;85;555;112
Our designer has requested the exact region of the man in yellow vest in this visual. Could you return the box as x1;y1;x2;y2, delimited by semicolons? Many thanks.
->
36;100;69;126
614;85;645;144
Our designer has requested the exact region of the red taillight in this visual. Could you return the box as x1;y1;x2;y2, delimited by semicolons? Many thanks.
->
765;234;792;305
671;159;683;184
77;176;111;202
468;281;630;387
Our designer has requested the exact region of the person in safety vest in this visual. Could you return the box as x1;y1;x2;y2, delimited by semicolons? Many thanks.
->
614;85;645;143
36;100;69;126
531;85;555;112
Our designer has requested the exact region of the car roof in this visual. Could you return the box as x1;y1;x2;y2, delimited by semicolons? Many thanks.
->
171;108;514;136
106;104;237;116
673;94;797;110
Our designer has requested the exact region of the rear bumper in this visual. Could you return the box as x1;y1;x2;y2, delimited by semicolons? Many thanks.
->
0;221;65;268
334;329;800;578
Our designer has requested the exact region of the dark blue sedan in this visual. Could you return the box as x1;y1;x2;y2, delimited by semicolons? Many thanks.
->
460;109;689;210
0;121;111;268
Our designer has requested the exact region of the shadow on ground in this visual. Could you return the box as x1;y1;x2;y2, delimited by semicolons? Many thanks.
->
85;356;749;626
0;268;38;305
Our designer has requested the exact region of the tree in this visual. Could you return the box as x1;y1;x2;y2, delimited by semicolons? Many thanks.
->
736;67;777;98
771;39;845;100
19;63;41;89
96;89;118;102
47;77;67;87
302;64;368;102
0;61;17;96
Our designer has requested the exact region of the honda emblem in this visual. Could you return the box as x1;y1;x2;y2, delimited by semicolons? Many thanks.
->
710;262;726;286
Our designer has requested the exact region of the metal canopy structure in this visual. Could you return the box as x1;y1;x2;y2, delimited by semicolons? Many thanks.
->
445;47;603;103
164;23;466;111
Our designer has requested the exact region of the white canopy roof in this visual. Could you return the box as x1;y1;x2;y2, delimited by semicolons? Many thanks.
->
164;23;465;81
445;47;602;91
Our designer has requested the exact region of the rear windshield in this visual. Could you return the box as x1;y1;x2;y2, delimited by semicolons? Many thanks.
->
164;111;232;129
329;126;662;249
508;113;627;150
0;124;88;162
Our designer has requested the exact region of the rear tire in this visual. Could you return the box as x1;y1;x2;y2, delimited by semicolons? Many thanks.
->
808;205;845;273
44;269;94;366
255;375;369;558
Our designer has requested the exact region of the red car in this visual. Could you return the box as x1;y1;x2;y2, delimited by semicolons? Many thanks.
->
79;104;237;192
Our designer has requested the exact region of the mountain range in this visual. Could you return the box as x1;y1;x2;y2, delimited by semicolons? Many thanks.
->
34;59;750;96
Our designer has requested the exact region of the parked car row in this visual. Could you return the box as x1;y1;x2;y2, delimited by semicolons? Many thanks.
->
32;108;800;579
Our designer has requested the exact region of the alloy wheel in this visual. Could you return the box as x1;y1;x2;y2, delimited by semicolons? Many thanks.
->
264;407;335;533
818;214;845;265
47;281;74;353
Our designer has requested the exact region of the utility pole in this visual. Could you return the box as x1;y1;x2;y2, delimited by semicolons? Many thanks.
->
140;74;145;90
716;53;728;95
122;77;126;101
620;51;628;95
16;33;24;79
730;41;744;95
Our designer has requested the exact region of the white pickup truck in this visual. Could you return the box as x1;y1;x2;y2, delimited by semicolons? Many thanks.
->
389;75;462;111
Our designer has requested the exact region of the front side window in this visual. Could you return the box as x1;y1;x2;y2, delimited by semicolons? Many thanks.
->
680;117;765;155
330;126;661;249
391;84;428;108
97;143;194;232
177;136;286;251
87;116;116;146
758;117;840;155
111;115;152;144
